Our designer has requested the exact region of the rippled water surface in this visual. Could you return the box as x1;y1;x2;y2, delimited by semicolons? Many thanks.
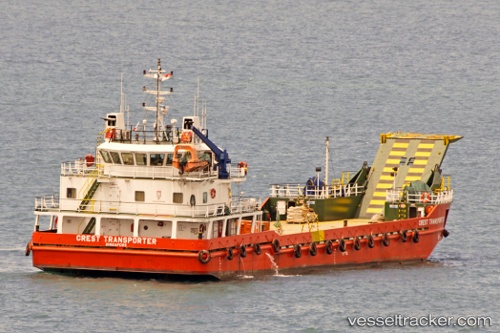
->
1;0;499;332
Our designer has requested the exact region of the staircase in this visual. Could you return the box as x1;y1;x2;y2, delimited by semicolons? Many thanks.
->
78;179;100;211
82;217;96;234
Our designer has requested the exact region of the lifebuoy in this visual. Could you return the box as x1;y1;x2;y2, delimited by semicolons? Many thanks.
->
368;235;375;248
238;161;248;175
253;243;261;255
198;250;211;264
420;192;431;203
240;244;247;258
325;240;333;255
180;131;192;143
413;230;420;243
354;237;361;251
227;248;234;260
210;188;216;199
400;230;408;242
383;233;390;246
272;239;280;253
339;239;346;252
309;242;317;256
294;244;302;258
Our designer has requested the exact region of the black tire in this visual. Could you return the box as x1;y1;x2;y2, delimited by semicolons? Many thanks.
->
401;230;408;243
272;239;280;253
354;237;361;251
368;235;375;248
240;244;247;258
227;248;233;260
294;244;302;258
253;243;261;255
413;230;420;243
309;242;317;256
383;233;390;247
339;239;346;252
325;240;333;255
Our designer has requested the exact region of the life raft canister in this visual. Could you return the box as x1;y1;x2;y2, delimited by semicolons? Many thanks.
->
85;154;95;167
105;128;116;140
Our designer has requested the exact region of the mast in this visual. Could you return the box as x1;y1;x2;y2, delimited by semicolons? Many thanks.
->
142;59;173;142
325;136;329;187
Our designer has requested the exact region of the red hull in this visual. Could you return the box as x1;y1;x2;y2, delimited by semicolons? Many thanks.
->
30;204;451;280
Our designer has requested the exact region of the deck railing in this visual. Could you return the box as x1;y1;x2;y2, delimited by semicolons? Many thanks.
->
35;195;261;217
386;189;453;204
269;183;364;199
60;160;247;180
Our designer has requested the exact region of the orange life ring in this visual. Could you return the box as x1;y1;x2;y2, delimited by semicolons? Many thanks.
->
180;131;192;143
420;192;431;203
198;250;211;264
238;161;248;175
210;188;216;199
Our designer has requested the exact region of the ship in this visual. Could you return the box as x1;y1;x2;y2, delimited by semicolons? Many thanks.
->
26;59;462;280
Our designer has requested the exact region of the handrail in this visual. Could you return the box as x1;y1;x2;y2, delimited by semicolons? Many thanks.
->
386;188;453;204
60;160;247;180
269;183;364;199
35;195;261;217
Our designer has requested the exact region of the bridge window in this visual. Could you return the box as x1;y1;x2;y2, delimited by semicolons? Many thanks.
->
150;154;165;166
121;153;134;165
100;150;111;163
166;153;173;165
135;153;146;166
110;152;122;164
135;191;145;202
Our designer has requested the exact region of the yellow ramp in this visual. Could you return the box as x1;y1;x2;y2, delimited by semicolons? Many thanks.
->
359;132;461;218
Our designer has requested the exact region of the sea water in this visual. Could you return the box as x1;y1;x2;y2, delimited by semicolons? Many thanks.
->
0;1;498;332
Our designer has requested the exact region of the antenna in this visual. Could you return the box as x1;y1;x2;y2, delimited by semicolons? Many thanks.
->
325;137;329;186
142;58;173;142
